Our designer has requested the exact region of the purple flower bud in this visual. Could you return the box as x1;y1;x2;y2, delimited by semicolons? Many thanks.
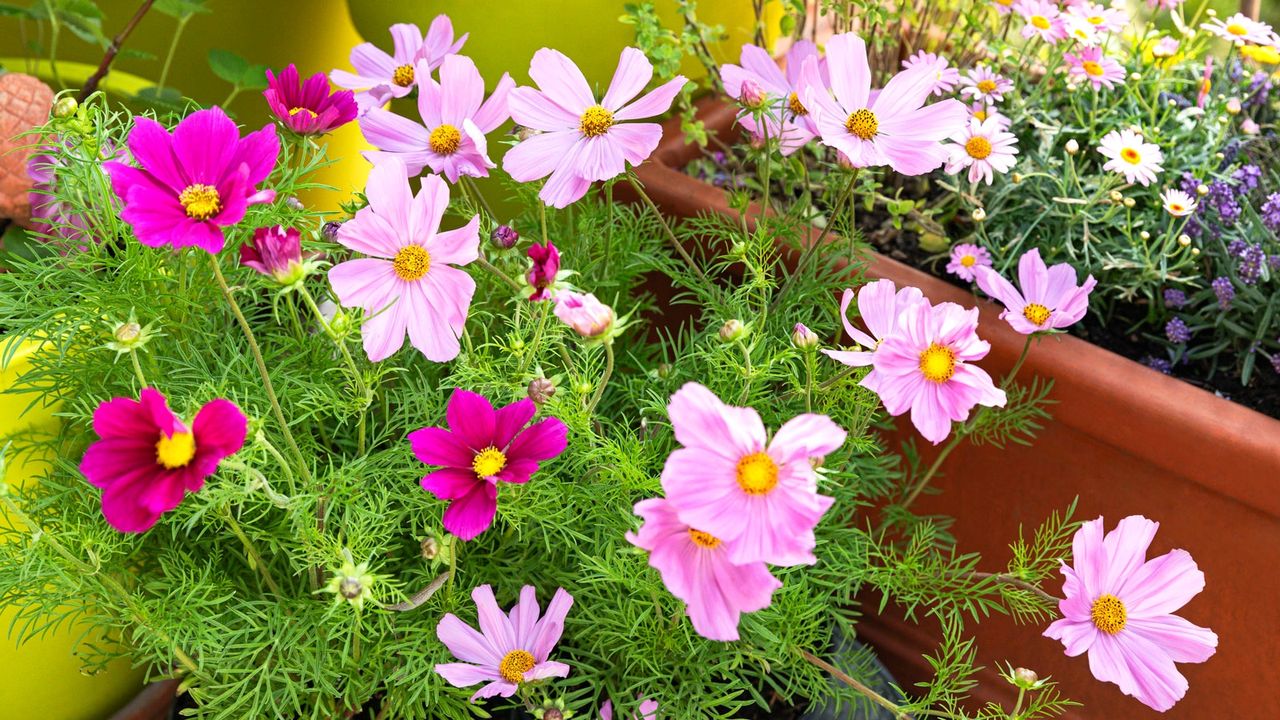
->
1165;317;1191;344
490;224;519;249
322;221;343;241
1212;276;1235;311
791;323;819;349
1162;289;1187;309
527;377;556;405
1144;357;1173;374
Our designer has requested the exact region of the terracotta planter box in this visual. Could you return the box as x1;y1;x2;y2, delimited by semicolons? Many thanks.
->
628;98;1280;719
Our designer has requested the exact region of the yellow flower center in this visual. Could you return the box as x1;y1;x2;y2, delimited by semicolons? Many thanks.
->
471;446;507;478
498;649;535;684
844;108;878;140
392;245;431;281
977;79;998;94
178;184;221;221
1168;202;1186;213
1031;15;1051;30
155;431;196;469
1120;147;1141;165
996;0;1013;5
578;104;615;137
973;108;988;121
1090;594;1127;635
1226;23;1248;37
965;136;993;160
788;92;808;116
289;107;318;120
1088;15;1104;25
688;528;722;548
1082;61;1104;77
1023;303;1052;325
735;451;779;495
429;124;462;155
392;64;415;87
960;254;977;267
918;343;956;383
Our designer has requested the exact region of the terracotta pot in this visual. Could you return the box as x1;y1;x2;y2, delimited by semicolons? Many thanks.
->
626;97;1280;719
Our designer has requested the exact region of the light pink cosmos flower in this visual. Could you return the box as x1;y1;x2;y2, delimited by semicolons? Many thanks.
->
360;54;513;183
975;248;1097;334
1068;1;1128;34
959;66;1013;104
435;584;573;702
944;117;1018;185
862;299;1006;444
946;243;993;282
799;33;966;175
1097;129;1163;186
821;279;924;369
902;50;961;97
1065;47;1126;91
330;17;468;112
1147;0;1184;9
626;498;781;641
328;158;478;362
719;40;829;155
1202;14;1274;46
554;290;615;339
660;382;846;566
503;47;688;208
600;698;659;720
1018;0;1068;42
1044;516;1217;712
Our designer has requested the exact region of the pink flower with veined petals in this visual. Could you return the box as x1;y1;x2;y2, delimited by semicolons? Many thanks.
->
626;498;781;641
1017;0;1068;42
863;298;1006;444
959;65;1013;104
435;584;573;702
946;243;993;282
80;388;246;533
902;50;961;97
328;158;479;362
600;698;660;720
799;33;966;175
1064;47;1126;91
103;107;278;254
1044;516;1217;712
409;389;567;540
503;47;688;208
264;64;357;136
719;40;829;155
821;279;924;369
660;383;846;566
360;54;513;183
330;17;467;112
975;248;1097;334
526;240;560;301
554;290;615;339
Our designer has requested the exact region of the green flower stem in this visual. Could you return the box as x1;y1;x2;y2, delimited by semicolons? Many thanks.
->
221;507;284;597
770;169;859;314
460;175;496;221
625;172;717;292
474;255;523;293
517;301;552;376
128;349;148;388
585;341;615;416
899;429;966;513
296;284;369;456
1001;334;1035;388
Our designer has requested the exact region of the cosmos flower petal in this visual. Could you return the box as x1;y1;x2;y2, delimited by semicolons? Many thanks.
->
1044;617;1098;657
825;33;872;111
601;47;655;111
528;47;596;110
1118;549;1206;617
613;75;687;122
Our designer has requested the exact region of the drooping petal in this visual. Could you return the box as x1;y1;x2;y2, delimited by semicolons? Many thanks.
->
443;482;499;541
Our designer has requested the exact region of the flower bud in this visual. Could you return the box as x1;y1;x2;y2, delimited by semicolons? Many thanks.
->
527;377;556;405
1226;98;1242;115
420;536;440;560
324;549;376;609
1013;667;1040;687
739;78;768;110
1195;184;1209;196
1191;247;1200;256
656;362;673;379
1012;172;1024;183
1065;82;1078;93
1123;197;1135;208
1109;190;1124;203
527;240;561;301
53;96;78;118
791;323;818;349
972;207;987;222
105;312;158;355
554;290;615;340
1178;234;1192;247
338;577;363;599
1242;118;1260;135
241;225;307;286
285;196;304;211
718;319;747;343
510;124;543;143
322;221;343;241
1065;139;1079;155
490;224;519;249
1128;72;1142;82
115;322;142;344
1139;231;1150;240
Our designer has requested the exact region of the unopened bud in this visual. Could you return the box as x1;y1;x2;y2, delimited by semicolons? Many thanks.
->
490;224;519;249
1123;198;1135;208
739;78;768;110
285;196;304;211
719;319;747;343
543;711;563;720
1012;172;1024;183
1178;234;1191;247
510;125;542;143
1226;98;1242;115
1139;231;1150;240
53;96;78;118
1129;72;1142;82
791;323;818;349
1109;190;1124;203
1014;667;1039;686
656;362;673;379
1195;184;1209;196
322;221;343;241
1191;247;1200;256
1065;139;1079;155
972;207;987;222
114;322;142;344
338;577;363;599
420;536;440;560
527;377;556;405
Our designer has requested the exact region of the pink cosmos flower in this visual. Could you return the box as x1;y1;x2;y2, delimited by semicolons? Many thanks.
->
627;497;781;641
959;66;1014;104
360;54;514;183
1097;129;1163;186
103;107;279;254
975;248;1097;334
1044;516;1217;711
526;240;560;301
503;47;688;208
799;33;966;175
328;158;478;362
435;584;573;701
1147;0;1184;9
719;40;829;154
1152;36;1181;59
330;17;467;112
660;382;845;566
600;698;659;720
946;243;993;282
409;389;568;541
264;64;357;136
862;299;1006;444
1065;47;1126;90
902;50;961;97
240;225;306;285
821;279;924;369
1202;14;1274;46
554;290;615;339
80;388;247;533
1017;0;1068;43
27;144;117;249
944;117;1018;185
1068;2;1128;34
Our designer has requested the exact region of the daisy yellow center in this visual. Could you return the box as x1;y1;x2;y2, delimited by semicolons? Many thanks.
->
996;0;1013;6
1082;61;1104;77
688;528;722;548
392;245;431;281
472;446;507;478
179;184;221;221
498;649;535;683
788;92;808;116
1120;147;1141;164
429;124;462;155
579;105;615;137
1023;303;1052;325
155;431;196;469
1226;23;1248;37
844;108;878;140
977;79;998;94
1168;202;1186;213
392;64;415;87
965;136;993;160
735;451;779;495
1090;594;1127;634
289;106;318;119
1031;15;1051;30
918;343;956;383
1088;15;1104;25
973;108;989;121
960;254;977;267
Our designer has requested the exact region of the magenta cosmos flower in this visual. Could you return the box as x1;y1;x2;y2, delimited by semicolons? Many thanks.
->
103;107;278;254
719;40;828;155
240;225;307;285
526;239;560;301
264;64;357;135
361;54;513;183
1044;516;1217;711
660;383;845;566
863;299;1006;444
435;584;573;701
328;158;478;362
901;50;961;97
946;244;993;282
944;116;1019;185
975;248;1097;334
799;33;965;175
80;388;246;533
503;47;688;208
1065;47;1126;91
409;389;568;540
330;17;467;112
822;279;923;369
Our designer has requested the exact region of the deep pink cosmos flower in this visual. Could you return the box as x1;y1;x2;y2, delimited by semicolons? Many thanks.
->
361;54;513;183
103;107;279;254
945;243;993;282
863;298;1006;444
799;33;966;175
264;64;357;135
526;239;560;301
660;382;845;566
902;50;961;97
600;698;660;720
80;388;246;533
435;584;573;701
1044;516;1217;711
822;279;924;369
328;158;479;362
975;248;1097;334
719;40;829;155
554;290;615;339
330;17;467;112
240;225;306;285
627;497;781;641
503;47;688;208
409;389;567;540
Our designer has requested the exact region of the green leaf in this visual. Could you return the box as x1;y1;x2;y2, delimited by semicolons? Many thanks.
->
53;0;107;46
208;48;249;84
135;85;184;111
0;3;35;18
239;62;269;91
153;0;210;17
